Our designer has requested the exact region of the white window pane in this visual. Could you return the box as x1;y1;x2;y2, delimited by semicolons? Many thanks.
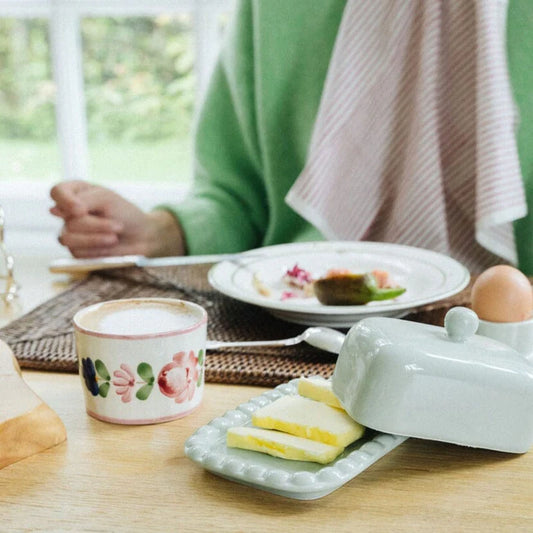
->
0;18;60;183
81;14;194;185
0;2;234;256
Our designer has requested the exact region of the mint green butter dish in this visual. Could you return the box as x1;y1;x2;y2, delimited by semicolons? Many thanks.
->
332;307;533;454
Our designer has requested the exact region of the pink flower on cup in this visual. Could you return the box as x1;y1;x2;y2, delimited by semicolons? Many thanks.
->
158;351;199;403
112;364;136;403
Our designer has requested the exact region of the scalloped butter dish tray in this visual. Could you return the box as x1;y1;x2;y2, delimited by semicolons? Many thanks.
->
184;379;407;500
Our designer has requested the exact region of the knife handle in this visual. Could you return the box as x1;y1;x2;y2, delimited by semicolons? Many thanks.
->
49;255;141;274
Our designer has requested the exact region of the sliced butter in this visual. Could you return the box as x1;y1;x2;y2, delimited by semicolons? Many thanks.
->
227;426;344;464
297;376;343;409
252;395;364;447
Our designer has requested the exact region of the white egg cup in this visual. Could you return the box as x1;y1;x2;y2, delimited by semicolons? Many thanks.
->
476;316;533;362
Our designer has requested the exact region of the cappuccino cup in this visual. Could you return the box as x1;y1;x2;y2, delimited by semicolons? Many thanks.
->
73;298;207;425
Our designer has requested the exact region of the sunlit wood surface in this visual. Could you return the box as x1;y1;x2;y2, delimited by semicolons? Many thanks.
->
1;254;532;532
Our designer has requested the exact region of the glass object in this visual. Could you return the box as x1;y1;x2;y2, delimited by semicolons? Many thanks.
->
0;205;18;302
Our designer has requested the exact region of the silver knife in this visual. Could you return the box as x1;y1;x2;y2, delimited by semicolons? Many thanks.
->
49;253;255;274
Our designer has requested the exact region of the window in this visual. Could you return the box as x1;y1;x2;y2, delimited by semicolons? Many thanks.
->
82;15;195;186
0;17;59;183
0;0;233;254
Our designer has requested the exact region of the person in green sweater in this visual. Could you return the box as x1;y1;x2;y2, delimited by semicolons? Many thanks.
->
50;0;533;274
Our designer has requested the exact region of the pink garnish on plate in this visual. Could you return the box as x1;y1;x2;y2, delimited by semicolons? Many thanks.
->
283;264;314;289
281;291;298;300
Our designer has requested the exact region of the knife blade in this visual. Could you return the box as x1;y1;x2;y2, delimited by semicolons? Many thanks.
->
48;253;254;274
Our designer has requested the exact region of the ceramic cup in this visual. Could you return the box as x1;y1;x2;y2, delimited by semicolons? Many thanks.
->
73;297;207;425
477;316;533;361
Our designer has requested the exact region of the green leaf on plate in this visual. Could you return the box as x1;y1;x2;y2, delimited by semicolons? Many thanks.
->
98;382;110;398
136;383;153;401
95;359;111;381
197;349;204;365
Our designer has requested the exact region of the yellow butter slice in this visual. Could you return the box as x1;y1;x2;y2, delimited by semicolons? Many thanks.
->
252;395;365;447
226;426;344;464
297;376;343;409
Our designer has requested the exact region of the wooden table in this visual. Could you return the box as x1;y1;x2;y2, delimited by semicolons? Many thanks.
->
1;254;532;532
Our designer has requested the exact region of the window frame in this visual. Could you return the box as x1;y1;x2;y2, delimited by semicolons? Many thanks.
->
0;0;232;254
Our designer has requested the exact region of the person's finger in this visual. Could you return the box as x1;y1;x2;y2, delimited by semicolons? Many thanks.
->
67;246;120;258
49;205;65;218
64;214;124;234
67;246;129;258
68;240;150;258
76;186;134;221
59;228;119;252
50;180;91;217
50;204;87;220
69;242;151;258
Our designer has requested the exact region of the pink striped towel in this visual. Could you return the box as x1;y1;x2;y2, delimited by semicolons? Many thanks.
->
286;0;527;272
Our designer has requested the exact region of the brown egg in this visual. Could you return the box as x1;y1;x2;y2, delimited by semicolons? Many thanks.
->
471;265;533;323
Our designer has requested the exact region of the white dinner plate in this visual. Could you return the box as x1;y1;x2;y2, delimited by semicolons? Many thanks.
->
208;241;470;327
184;379;407;500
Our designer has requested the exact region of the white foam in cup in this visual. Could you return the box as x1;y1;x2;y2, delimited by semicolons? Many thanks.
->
73;298;207;425
76;298;203;336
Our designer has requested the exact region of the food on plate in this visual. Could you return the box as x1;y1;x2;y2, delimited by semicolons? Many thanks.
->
251;394;365;447
253;263;406;305
281;264;315;299
252;273;272;297
471;265;533;322
313;270;406;306
297;376;344;409
226;426;344;464
283;264;314;289
0;340;67;469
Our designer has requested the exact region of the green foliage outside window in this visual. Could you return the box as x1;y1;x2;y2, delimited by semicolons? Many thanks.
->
0;16;195;143
0;19;55;141
82;15;194;142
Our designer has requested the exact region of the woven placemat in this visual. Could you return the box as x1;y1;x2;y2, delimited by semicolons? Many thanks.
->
0;264;475;387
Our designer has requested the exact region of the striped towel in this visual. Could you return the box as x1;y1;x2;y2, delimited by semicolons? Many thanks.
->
286;0;527;273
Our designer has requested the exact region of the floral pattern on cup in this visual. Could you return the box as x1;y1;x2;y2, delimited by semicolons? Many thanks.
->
158;351;200;403
81;357;100;397
112;364;137;403
80;349;204;403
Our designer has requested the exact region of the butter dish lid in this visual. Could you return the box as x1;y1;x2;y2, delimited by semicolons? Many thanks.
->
371;306;519;363
332;307;533;453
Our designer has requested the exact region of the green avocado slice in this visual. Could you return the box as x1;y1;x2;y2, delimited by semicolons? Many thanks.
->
313;273;406;306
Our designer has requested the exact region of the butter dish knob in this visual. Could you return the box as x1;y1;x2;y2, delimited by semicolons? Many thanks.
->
444;307;479;342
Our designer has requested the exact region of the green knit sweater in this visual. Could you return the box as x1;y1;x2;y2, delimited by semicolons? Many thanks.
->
161;0;533;274
508;0;533;274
